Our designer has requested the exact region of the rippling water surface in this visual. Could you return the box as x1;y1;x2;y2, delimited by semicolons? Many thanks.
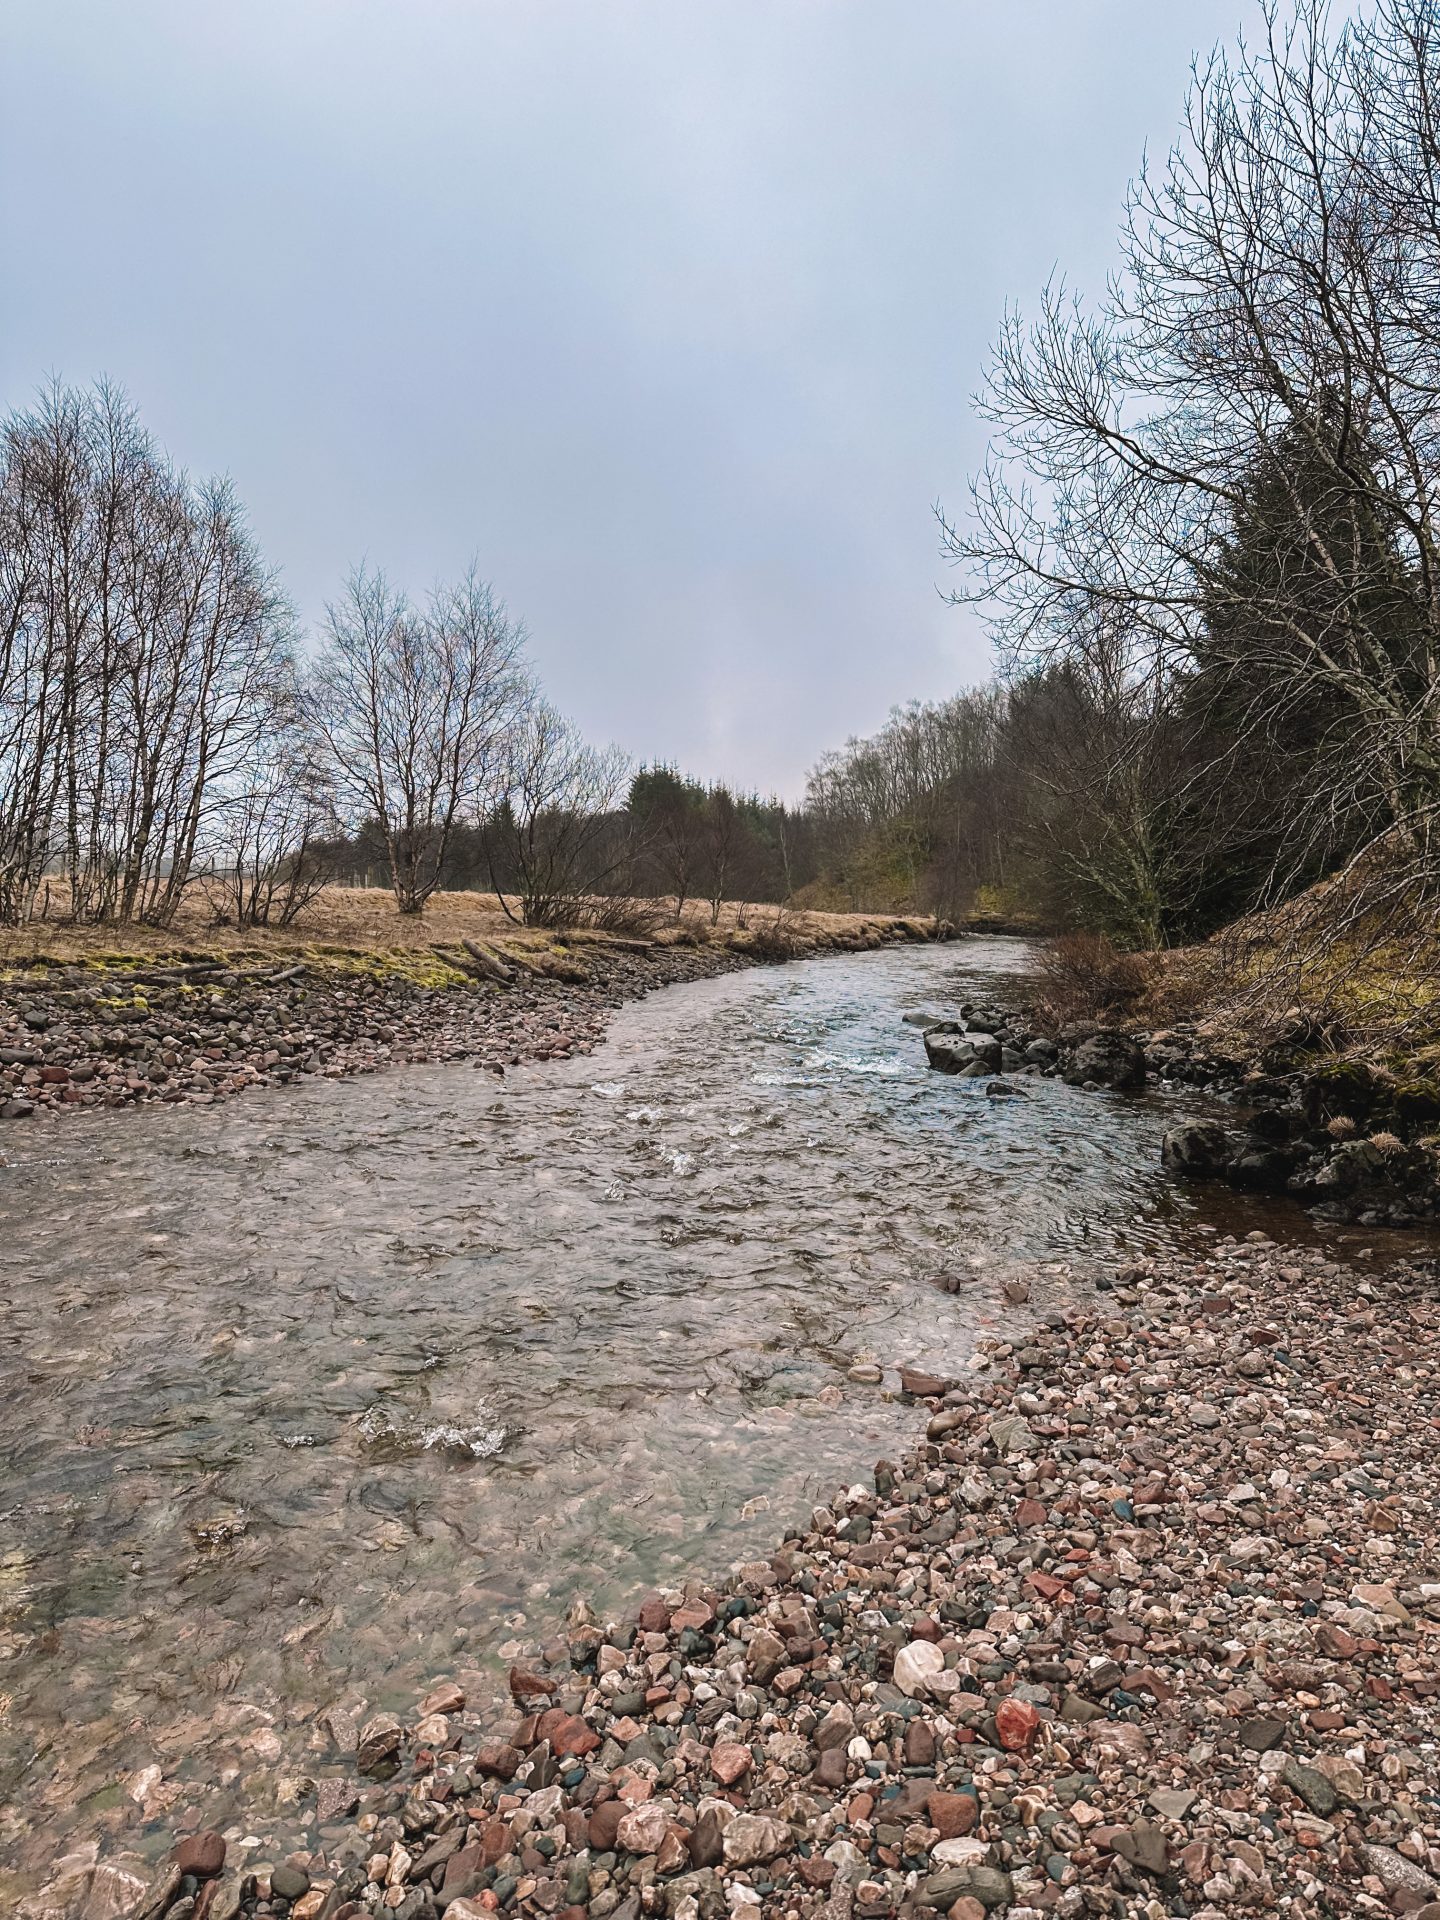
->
0;938;1235;1884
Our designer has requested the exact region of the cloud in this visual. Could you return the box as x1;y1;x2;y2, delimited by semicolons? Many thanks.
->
1;0;1258;795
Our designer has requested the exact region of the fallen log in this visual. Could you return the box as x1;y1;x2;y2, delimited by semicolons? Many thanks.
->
461;937;516;984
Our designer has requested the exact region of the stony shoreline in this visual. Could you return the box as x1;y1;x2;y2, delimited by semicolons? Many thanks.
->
0;923;937;1125
53;1230;1440;1920
915;996;1440;1229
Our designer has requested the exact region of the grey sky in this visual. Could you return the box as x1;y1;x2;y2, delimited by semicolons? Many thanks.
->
3;1;1255;798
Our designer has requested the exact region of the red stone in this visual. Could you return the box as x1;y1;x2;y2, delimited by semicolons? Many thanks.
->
710;1741;752;1786
928;1790;979;1838
899;1366;952;1398
1315;1624;1359;1659
549;1714;599;1757
670;1602;714;1632
508;1664;553;1701
636;1594;672;1633
1016;1498;1047;1527
472;1740;522;1780
587;1799;625;1850
173;1831;226;1878
994;1697;1042;1752
1026;1571;1066;1601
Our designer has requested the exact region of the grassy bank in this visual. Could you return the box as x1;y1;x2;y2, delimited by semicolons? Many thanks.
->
0;887;946;979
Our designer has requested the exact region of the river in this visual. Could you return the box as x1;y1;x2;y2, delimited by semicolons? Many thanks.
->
0;937;1299;1889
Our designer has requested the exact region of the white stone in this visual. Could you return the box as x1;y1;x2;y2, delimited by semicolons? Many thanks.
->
721;1812;791;1866
933;1836;989;1868
892;1638;946;1697
616;1801;670;1855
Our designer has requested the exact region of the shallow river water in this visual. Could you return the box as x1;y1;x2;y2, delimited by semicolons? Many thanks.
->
0;938;1298;1886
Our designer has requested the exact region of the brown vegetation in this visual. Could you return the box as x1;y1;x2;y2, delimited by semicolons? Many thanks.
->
1031;931;1156;1029
0;882;941;972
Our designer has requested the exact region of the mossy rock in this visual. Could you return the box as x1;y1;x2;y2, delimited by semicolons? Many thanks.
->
1300;1060;1387;1124
1392;1079;1440;1132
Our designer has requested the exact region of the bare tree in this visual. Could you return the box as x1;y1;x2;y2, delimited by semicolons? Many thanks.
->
204;666;339;928
943;0;1440;925
0;379;294;926
485;700;630;927
311;563;526;913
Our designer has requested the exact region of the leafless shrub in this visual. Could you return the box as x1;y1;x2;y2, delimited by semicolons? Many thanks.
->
1035;931;1153;1026
485;701;631;930
737;912;808;962
567;894;666;937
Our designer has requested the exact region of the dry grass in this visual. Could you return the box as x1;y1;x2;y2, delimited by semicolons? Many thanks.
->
0;885;938;971
1133;855;1440;1061
1032;931;1156;1029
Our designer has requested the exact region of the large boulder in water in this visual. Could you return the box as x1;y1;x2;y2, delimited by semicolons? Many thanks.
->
1065;1032;1147;1091
925;1030;1002;1074
1161;1120;1232;1176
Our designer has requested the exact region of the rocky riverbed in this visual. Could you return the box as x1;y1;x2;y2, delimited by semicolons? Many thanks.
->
0;923;938;1124
42;1230;1440;1920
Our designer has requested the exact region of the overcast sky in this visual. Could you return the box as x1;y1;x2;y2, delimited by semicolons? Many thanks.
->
3;1;1258;797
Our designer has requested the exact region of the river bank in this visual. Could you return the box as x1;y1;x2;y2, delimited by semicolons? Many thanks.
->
0;912;940;1122
910;982;1440;1231
36;1227;1440;1920
13;941;1437;1920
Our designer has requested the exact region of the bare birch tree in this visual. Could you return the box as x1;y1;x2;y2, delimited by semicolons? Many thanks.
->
311;563;527;913
485;699;630;927
0;379;294;926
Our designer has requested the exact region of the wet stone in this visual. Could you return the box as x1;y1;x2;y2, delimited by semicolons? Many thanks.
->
269;1862;310;1901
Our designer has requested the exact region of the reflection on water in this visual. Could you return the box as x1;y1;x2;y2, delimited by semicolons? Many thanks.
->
0;938;1233;1883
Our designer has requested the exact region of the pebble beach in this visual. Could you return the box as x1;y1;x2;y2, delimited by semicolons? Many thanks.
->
44;1229;1440;1920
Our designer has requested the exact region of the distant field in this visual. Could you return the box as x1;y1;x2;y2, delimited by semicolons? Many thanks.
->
0;884;941;968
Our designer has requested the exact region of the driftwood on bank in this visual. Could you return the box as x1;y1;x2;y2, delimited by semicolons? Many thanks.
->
460;938;516;984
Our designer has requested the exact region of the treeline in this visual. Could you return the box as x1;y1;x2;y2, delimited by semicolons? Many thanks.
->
0;399;823;934
808;0;1440;952
319;766;823;927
